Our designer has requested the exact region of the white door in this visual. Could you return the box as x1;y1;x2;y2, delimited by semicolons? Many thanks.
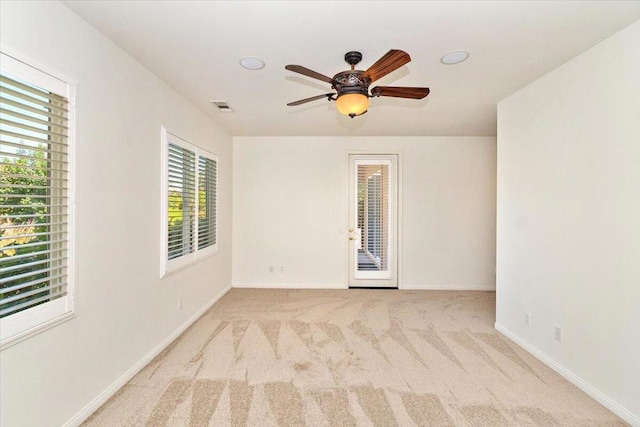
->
348;154;398;288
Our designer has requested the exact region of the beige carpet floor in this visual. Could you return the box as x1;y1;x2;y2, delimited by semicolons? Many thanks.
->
84;289;624;426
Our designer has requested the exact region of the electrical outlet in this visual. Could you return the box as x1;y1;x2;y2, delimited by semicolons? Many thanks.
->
178;298;182;310
269;266;274;273
525;311;531;325
280;266;285;273
554;326;562;342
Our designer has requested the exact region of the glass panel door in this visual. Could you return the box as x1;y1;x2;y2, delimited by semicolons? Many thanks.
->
348;155;398;287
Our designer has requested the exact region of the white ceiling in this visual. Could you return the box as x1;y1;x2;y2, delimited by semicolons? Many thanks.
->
63;1;640;137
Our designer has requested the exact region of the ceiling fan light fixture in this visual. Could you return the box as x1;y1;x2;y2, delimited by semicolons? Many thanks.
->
239;57;265;70
440;50;469;65
336;93;369;118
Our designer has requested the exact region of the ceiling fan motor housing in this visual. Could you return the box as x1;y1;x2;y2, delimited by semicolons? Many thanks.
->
332;71;371;97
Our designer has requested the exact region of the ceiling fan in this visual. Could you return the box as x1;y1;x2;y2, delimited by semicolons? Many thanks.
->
285;50;430;118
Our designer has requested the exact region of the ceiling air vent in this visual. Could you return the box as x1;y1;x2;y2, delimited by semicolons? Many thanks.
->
210;100;234;112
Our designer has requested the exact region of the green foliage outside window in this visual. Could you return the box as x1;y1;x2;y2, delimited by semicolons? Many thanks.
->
0;146;51;317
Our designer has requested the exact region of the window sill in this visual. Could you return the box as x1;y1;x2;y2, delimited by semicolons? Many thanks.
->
0;311;77;351
161;248;219;279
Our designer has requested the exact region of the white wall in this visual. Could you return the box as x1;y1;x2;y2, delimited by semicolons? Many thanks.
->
0;2;232;426
233;136;496;290
496;21;640;424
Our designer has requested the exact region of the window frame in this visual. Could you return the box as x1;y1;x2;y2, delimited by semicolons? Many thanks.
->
0;52;77;349
160;127;218;277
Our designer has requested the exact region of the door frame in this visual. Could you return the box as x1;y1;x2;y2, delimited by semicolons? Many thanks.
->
345;150;402;288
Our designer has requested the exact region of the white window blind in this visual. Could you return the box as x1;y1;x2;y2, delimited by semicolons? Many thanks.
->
357;163;390;272
168;143;196;260
162;128;217;275
0;52;75;346
197;155;217;250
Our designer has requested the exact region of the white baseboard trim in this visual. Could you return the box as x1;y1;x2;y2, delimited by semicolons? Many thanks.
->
64;285;232;427
401;284;496;291
232;283;496;291
232;282;347;289
495;322;639;427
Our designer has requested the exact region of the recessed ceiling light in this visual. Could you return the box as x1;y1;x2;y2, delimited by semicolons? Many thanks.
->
440;50;469;65
239;57;265;70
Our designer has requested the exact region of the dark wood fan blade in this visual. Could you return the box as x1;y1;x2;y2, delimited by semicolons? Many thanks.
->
287;93;335;106
285;65;334;84
362;50;411;83
371;86;430;99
